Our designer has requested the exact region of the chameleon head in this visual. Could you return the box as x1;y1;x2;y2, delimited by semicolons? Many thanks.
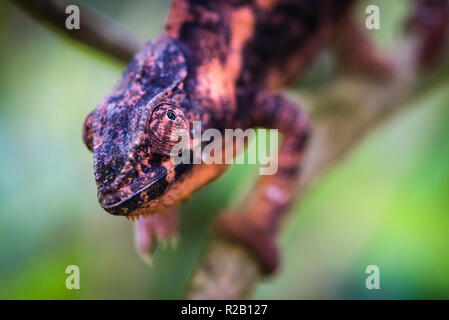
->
82;35;223;218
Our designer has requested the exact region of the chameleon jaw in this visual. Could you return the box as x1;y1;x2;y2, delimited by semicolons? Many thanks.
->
97;172;173;216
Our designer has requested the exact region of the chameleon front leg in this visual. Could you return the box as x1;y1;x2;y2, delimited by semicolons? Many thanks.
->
134;209;179;265
215;90;310;274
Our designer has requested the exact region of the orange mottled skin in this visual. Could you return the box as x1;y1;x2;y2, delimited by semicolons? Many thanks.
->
83;0;449;273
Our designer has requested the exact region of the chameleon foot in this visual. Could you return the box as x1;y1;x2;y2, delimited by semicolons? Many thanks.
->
214;213;279;275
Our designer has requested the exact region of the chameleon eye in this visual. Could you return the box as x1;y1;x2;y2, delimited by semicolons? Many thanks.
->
148;104;189;156
166;110;176;120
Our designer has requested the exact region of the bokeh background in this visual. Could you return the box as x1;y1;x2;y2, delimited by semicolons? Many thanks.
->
0;0;448;299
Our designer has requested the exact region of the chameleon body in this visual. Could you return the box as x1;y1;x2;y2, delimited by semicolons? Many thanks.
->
83;0;448;273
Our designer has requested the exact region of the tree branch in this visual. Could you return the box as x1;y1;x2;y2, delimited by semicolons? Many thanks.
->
11;0;142;62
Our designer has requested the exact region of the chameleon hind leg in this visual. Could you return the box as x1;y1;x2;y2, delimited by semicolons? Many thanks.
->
405;0;449;68
336;0;449;76
334;17;394;79
215;90;310;274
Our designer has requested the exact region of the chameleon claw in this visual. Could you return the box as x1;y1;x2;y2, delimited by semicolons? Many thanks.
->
134;216;157;265
139;250;154;267
157;233;180;250
169;234;180;250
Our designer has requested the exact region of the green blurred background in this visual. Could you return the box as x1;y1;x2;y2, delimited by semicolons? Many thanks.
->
0;0;448;299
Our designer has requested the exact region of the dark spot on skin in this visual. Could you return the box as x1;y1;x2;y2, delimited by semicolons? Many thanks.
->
175;162;193;180
279;164;300;177
146;176;169;200
174;150;194;179
97;157;125;187
178;1;232;65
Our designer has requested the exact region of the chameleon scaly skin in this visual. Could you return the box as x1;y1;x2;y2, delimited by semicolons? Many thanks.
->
83;0;448;273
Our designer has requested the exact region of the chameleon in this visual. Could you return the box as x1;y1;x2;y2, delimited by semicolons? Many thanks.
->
82;0;449;274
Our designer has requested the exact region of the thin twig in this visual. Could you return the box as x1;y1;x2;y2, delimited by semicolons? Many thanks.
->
11;0;142;62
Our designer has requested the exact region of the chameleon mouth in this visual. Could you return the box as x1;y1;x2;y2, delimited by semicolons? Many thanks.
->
95;146;195;216
98;172;170;215
94;151;179;215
